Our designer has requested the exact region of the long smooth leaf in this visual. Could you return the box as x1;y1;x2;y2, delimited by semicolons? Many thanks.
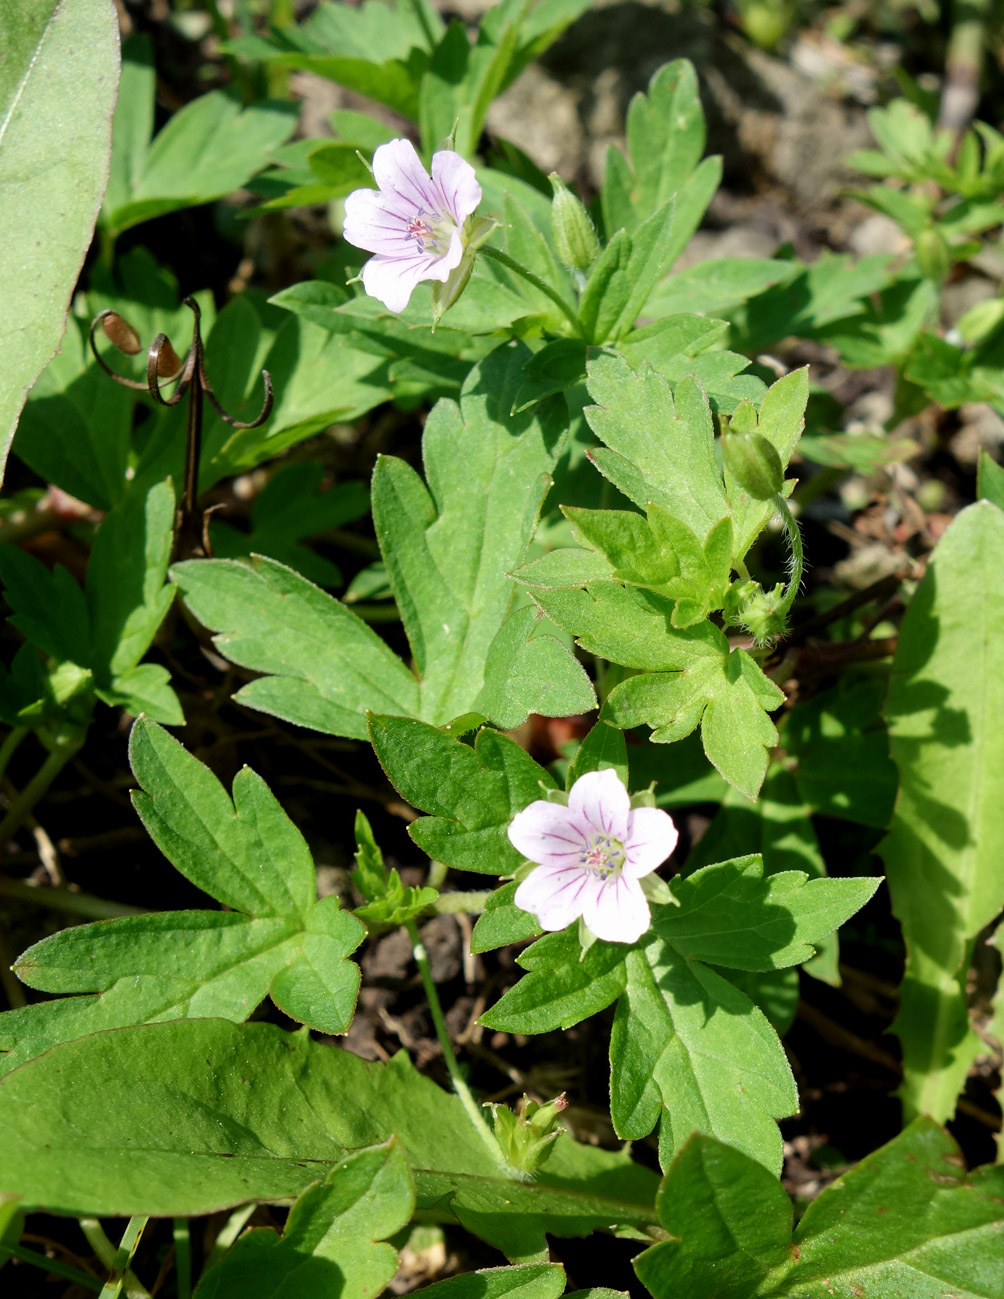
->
0;0;119;481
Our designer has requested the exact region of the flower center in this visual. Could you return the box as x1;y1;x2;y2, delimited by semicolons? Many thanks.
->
579;833;626;879
407;209;453;253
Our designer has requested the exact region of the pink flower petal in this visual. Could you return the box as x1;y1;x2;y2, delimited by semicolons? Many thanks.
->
343;189;417;257
623;806;679;879
360;253;438;312
582;875;651;944
431;148;482;225
508;799;586;866
568;768;630;840
372;138;440;217
515;862;601;932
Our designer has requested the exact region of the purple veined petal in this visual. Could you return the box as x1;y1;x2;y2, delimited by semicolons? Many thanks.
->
568;768;631;840
582;875;651;944
508;799;586;866
515;862;598;932
623;806;679;879
431;148;482;225
343;189;419;257
372;138;441;219
360;253;440;312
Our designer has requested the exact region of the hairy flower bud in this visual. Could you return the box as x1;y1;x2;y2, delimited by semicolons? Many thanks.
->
548;173;599;271
915;225;951;283
722;429;784;501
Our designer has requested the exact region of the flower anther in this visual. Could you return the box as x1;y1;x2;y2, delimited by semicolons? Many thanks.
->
342;138;483;313
507;769;679;944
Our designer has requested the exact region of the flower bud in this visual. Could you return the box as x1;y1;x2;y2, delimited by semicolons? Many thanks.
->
915;225;951;283
485;1094;568;1176
548;173;599;271
733;581;788;644
722;429;784;501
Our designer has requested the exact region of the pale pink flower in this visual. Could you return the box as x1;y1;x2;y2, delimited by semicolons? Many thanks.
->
508;769;679;944
342;138;483;312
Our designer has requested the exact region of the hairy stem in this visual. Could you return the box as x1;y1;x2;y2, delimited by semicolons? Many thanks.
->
777;496;804;617
405;918;502;1163
480;246;583;336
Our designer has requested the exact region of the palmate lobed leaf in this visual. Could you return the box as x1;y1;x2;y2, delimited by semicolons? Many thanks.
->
0;721;364;1074
634;1119;1004;1299
0;1018;660;1263
176;344;583;737
530;583;783;798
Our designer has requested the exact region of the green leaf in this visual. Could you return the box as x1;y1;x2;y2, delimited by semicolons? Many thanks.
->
479;930;629;1033
372;345;568;724
87;481;176;681
683;764;842;983
880;501;1004;1121
643;258;797;320
475;604;596;729
470;881;542;954
0;544;90;666
567;721;628;787
0;722;364;1072
532;585;782;799
601;60;707;237
413;1264;567;1299
633;1134;793;1298
368;715;555;875
130;718;315;919
196;1141;413;1299
610;941;797;1173
0;0;119;483
577;202;675;343
620;315;765;414
0;1018;659;1261
638;1119;1004;1298
585;354;727;541
172;555;420;739
656;855;879;971
224;0;434;118
102;90;297;235
351;810;438;930
977;447;1004;509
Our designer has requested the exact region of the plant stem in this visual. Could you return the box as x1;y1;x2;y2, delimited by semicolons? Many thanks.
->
480;246;583;336
405;918;501;1163
0;726;27;783
0;740;81;851
79;1219;151;1299
432;890;492;915
173;1220;192;1299
0;1242;102;1292
0;876;144;919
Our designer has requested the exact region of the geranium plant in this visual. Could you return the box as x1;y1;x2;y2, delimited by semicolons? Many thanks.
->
0;1;1001;1296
